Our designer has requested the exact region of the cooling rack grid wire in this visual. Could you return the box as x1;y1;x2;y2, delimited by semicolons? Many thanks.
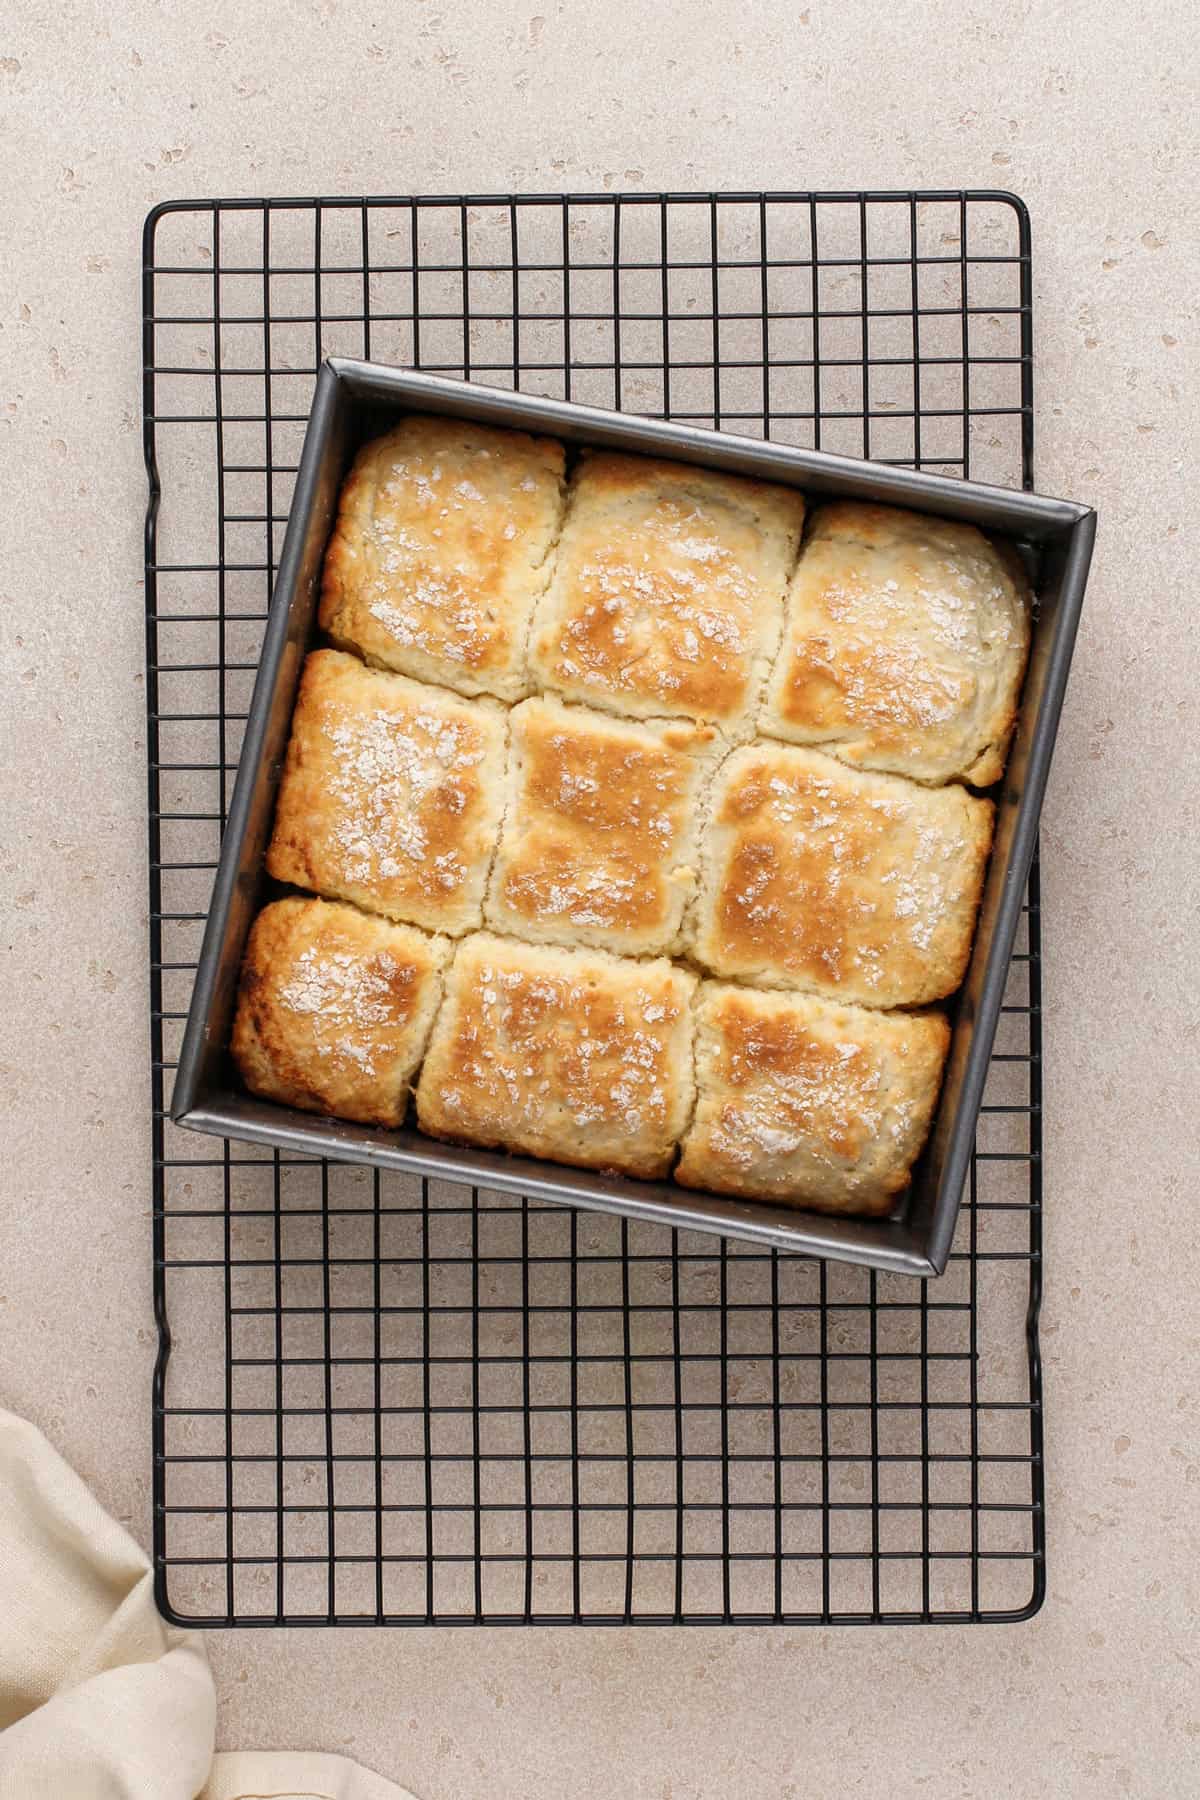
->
144;191;1043;1626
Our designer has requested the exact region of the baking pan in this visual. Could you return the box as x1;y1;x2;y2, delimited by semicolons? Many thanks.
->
171;357;1094;1277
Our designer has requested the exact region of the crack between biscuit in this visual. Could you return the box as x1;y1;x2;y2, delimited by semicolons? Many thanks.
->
479;704;520;934
667;975;707;1178
514;457;572;694
747;496;806;742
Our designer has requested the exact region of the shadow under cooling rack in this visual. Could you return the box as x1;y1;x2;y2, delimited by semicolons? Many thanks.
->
144;191;1044;1627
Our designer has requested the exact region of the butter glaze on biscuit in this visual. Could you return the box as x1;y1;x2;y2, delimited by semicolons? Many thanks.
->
676;982;949;1212
530;451;805;736
416;933;696;1179
233;897;449;1127
320;414;566;702
485;696;717;955
266;649;507;934
762;501;1030;785
694;742;993;1007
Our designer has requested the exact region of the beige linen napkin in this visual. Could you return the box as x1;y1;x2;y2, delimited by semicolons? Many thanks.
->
0;1409;418;1800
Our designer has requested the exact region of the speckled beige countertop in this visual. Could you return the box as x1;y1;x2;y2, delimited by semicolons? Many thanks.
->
2;3;1197;1795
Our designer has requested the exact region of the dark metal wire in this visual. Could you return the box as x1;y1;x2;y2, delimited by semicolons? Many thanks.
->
144;191;1043;1627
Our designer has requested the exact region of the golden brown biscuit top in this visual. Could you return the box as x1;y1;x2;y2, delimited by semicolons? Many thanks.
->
325;689;483;884
432;937;691;1139
272;650;501;920
493;699;712;936
696;985;949;1173
322;414;565;677
535;452;805;724
705;745;992;1001
809;499;994;557
707;988;877;1164
237;898;442;1093
272;942;413;1075
774;502;1028;757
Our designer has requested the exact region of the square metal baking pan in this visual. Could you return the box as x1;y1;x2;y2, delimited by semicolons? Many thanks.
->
171;357;1095;1277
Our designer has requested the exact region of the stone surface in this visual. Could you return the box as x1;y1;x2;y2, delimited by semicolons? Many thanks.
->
1;3;1196;1796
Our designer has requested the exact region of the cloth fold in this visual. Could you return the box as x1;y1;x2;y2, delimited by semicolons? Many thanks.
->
0;1409;417;1800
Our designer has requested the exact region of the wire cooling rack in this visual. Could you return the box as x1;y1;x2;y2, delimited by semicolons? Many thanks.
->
144;191;1044;1626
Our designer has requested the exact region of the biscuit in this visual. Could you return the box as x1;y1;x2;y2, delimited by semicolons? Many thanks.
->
415;933;697;1179
320;414;566;701
529;450;805;735
232;897;450;1128
761;501;1030;785
485;696;717;956
266;649;507;934
694;742;993;1006
676;982;950;1212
